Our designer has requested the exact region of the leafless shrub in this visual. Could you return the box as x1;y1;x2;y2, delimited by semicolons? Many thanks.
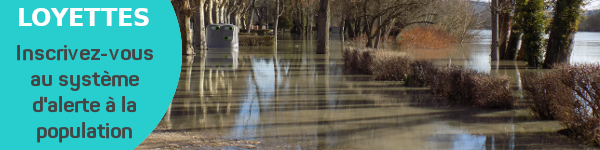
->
442;68;514;109
521;63;600;145
555;64;600;146
342;47;374;74
371;51;413;81
426;66;459;97
405;61;435;87
343;46;515;109
521;71;566;120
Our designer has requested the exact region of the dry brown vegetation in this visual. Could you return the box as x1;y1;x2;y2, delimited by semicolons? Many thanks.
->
427;66;514;108
342;46;374;75
403;48;455;60
343;46;515;109
239;32;258;36
521;71;565;120
522;64;600;145
239;29;273;35
371;51;413;81
349;34;397;45
239;35;275;46
398;26;457;49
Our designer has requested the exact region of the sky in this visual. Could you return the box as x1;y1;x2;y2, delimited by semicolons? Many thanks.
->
587;1;600;9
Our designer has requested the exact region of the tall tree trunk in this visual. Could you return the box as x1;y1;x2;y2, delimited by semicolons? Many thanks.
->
354;19;360;36
519;0;546;68
247;0;255;33
317;0;331;54
361;17;369;37
220;2;226;23
365;27;373;48
505;24;522;60
215;1;221;23
207;0;214;24
498;0;512;59
194;0;207;51
374;15;382;49
346;18;355;39
364;18;377;48
274;0;282;41
184;14;194;54
173;0;195;55
491;0;499;61
257;8;264;29
543;0;584;68
382;19;395;43
212;0;218;23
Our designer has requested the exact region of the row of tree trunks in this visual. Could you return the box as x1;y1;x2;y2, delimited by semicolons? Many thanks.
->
290;0;315;36
175;0;254;55
496;0;583;68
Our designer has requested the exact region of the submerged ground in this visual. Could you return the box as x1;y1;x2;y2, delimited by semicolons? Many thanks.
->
137;32;600;150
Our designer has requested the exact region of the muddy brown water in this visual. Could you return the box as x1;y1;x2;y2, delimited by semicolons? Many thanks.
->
145;32;600;149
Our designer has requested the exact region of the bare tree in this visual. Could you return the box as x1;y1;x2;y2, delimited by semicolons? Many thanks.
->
273;0;286;41
360;0;430;48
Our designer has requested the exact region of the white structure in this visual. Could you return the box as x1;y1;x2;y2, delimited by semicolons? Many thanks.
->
206;24;239;48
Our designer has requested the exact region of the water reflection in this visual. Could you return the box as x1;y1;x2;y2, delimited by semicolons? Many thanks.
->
155;32;600;149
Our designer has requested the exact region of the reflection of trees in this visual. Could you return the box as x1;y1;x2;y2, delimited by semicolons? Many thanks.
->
317;52;330;149
198;52;207;128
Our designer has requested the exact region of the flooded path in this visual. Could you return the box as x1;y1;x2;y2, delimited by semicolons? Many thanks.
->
140;32;600;149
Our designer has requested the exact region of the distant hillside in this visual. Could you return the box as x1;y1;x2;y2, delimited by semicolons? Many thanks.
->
580;9;600;31
471;2;599;31
585;9;599;15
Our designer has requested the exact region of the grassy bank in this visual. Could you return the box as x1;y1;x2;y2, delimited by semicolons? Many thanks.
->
343;46;515;109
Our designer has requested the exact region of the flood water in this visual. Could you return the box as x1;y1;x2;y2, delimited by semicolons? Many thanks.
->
152;32;600;149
